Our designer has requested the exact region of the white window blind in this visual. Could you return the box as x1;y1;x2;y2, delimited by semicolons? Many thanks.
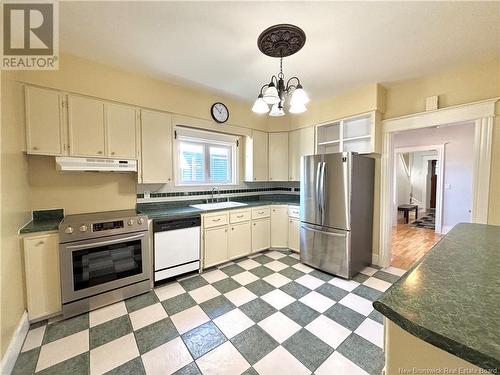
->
175;127;239;185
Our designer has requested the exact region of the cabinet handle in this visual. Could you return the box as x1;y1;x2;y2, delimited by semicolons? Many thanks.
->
225;229;228;232
97;151;103;154
290;220;292;223
212;218;221;222
273;209;275;212
236;214;244;218
254;178;256;181
168;178;171;182
111;151;115;155
32;146;39;150
63;144;67;151
231;227;234;231
253;223;256;226
258;211;264;215
35;240;45;246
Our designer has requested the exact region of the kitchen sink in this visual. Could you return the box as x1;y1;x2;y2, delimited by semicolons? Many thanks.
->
190;201;247;211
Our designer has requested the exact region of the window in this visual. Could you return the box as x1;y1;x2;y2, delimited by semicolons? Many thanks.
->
176;127;238;185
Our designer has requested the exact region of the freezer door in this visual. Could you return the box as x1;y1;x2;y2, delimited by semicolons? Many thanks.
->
300;222;351;279
322;153;351;230
300;154;324;226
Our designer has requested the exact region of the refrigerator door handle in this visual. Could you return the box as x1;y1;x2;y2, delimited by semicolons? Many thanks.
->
315;162;322;219
320;162;327;224
320;162;326;224
301;223;346;237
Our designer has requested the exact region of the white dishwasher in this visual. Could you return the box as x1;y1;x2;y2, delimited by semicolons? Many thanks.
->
153;216;201;282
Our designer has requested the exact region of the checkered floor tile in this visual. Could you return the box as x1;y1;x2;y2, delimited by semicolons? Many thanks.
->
13;250;404;375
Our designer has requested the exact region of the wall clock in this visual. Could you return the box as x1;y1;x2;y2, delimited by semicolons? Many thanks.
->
211;102;229;124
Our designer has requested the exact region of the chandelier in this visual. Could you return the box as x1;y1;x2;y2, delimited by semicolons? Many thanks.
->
252;24;309;116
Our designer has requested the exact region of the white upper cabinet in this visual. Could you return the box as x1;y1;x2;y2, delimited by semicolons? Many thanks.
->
25;86;66;156
245;130;269;182
106;103;138;159
68;95;106;157
288;126;315;181
268;132;289;181
316;111;380;155
140;109;173;184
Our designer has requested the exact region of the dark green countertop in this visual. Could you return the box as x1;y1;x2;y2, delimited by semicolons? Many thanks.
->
20;209;63;234
137;195;299;220
373;223;500;371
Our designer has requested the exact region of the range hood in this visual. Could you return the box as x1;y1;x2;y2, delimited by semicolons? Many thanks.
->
55;157;137;172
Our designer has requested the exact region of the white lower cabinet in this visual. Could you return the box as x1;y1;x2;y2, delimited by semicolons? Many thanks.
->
271;206;289;248
288;218;300;252
252;218;270;253
204;226;228;268
23;233;62;320
228;222;251;260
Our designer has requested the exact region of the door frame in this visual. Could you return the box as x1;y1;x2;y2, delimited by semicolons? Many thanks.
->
393;144;445;234
379;97;499;268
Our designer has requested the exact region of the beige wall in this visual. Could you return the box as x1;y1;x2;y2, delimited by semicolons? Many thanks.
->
383;58;500;224
1;77;31;358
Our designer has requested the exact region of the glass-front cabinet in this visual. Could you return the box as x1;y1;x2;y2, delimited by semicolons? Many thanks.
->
316;111;380;155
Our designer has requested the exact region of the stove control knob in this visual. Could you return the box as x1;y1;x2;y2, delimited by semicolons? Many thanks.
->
127;219;134;226
79;225;87;232
137;218;144;225
65;226;73;234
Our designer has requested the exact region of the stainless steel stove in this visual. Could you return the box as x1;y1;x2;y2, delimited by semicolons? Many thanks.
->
59;210;151;318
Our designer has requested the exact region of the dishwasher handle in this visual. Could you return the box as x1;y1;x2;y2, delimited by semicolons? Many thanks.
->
154;216;201;232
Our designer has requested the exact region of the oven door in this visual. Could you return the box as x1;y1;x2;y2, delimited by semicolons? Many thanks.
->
60;232;151;304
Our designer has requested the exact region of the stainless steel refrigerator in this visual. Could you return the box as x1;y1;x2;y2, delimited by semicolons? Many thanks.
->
300;152;374;279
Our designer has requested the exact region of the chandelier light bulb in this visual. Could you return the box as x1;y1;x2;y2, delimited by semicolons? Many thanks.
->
251;94;270;114
290;85;310;107
269;103;285;117
262;82;280;105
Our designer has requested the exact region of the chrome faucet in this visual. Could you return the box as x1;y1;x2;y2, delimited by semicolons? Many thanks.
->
211;187;220;203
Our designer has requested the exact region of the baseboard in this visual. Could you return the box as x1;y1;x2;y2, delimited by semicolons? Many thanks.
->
371;253;380;267
1;310;29;375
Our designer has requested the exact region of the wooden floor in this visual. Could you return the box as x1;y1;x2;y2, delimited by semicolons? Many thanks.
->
391;217;443;270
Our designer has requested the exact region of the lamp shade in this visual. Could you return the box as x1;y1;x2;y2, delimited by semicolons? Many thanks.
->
269;103;285;117
289;103;307;114
290;86;309;107
263;83;280;105
252;95;269;114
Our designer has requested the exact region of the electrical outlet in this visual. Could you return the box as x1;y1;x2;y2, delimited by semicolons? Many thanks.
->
143;191;150;199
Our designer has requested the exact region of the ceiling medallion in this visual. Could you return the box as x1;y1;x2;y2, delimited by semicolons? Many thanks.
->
252;24;309;117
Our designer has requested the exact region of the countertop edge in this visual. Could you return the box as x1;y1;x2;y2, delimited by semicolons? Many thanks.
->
373;301;499;371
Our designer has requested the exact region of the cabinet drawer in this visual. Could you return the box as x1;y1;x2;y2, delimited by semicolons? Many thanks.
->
204;213;228;228
252;207;270;219
230;210;251;224
288;206;300;219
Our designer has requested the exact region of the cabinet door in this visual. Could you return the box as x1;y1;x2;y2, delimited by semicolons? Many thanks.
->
288;218;300;252
24;234;61;320
25;86;66;155
271;206;289;248
204;226;228;268
269;132;289;181
289;127;314;181
228;222;251;260
106;103;137;159
245;130;268;182
68;95;106;157
140;110;173;183
251;218;270;253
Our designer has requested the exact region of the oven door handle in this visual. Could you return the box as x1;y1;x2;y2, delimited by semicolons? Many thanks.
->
65;234;145;250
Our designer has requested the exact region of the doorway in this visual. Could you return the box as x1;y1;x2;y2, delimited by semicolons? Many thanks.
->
392;146;445;269
378;97;497;270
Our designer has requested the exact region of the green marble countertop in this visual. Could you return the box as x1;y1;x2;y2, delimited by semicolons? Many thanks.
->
137;195;299;220
373;223;500;371
20;209;64;234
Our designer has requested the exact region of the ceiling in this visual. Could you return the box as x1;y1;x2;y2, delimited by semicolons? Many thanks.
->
60;2;500;102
